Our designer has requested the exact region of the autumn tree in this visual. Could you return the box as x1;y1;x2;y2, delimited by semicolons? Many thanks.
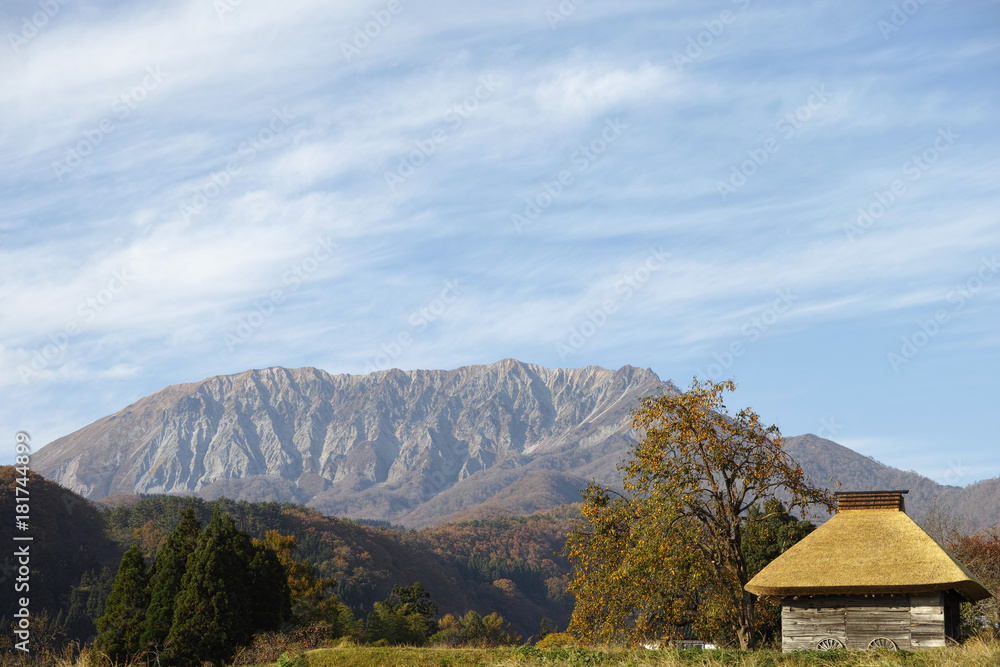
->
95;546;149;661
567;378;832;649
430;610;521;647
697;499;816;646
947;527;1000;638
262;530;354;635
566;481;706;646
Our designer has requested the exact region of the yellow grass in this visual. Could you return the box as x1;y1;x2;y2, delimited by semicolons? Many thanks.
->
6;638;997;667
280;638;1000;667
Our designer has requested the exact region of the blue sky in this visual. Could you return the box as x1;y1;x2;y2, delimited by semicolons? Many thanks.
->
1;0;998;484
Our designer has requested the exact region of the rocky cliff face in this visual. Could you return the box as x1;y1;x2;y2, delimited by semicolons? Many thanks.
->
32;360;1000;530
32;359;669;526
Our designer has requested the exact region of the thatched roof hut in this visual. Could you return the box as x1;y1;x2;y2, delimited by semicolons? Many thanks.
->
745;490;991;651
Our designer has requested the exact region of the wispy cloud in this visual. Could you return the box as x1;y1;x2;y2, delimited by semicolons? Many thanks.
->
1;0;998;483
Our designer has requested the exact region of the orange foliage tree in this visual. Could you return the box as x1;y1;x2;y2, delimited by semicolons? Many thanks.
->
947;527;1000;638
567;378;832;649
261;530;355;634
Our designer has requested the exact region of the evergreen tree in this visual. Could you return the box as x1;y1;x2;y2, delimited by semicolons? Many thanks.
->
165;506;254;665
742;499;816;576
141;502;201;653
393;581;437;633
248;541;292;631
95;546;149;661
366;582;438;645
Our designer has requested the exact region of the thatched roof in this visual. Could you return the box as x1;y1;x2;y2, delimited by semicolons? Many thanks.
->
745;508;991;601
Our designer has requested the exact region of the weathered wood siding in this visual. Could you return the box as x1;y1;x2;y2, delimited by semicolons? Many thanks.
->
910;592;945;648
844;595;910;650
782;597;847;651
782;594;945;651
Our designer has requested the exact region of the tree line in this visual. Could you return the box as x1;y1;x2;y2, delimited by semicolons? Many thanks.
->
93;503;521;665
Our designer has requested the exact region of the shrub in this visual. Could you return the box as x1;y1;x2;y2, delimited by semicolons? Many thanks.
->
536;631;577;648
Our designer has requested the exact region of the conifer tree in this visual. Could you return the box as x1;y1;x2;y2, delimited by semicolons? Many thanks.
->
141;502;201;652
95;545;149;661
165;506;254;665
366;582;438;645
249;541;291;630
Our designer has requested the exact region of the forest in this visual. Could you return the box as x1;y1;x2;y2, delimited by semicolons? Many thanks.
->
0;466;575;663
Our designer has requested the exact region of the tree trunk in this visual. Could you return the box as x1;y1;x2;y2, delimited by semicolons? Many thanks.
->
736;590;756;650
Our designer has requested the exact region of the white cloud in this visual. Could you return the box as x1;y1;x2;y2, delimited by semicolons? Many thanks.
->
535;62;672;119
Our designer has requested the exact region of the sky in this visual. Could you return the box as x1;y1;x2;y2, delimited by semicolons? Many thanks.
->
1;0;997;485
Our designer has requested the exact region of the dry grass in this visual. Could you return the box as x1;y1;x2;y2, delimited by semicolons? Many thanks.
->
0;643;139;667
295;639;1000;667
4;639;996;667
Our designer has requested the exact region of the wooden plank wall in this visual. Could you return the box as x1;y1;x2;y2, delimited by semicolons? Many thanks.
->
910;592;945;648
783;594;945;651
844;595;910;650
782;597;847;651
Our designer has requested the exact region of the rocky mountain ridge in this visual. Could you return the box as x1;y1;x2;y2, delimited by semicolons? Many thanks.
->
32;360;1000;530
32;360;667;526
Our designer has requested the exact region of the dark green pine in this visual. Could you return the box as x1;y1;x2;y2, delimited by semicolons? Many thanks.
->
140;502;202;652
249;542;292;631
94;545;149;661
165;505;254;665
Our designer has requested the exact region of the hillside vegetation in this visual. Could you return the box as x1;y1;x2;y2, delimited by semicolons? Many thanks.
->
0;469;576;647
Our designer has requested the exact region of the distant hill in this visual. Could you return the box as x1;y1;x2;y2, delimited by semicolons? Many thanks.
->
783;434;1000;531
0;468;121;638
30;360;1000;531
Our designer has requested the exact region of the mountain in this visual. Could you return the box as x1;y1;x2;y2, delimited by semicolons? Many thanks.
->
32;360;1000;531
783;434;1000;531
32;360;666;527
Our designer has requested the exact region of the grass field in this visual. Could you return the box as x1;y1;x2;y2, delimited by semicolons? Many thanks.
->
270;639;1000;667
